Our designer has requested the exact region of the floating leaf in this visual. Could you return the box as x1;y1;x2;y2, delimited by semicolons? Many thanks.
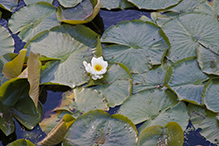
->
164;57;209;104
138;102;189;134
127;0;181;10
189;103;219;144
197;40;219;75
119;88;179;125
7;139;35;146
101;0;134;10
101;20;170;73
202;79;219;112
39;114;75;146
56;0;101;24
162;13;219;62
132;65;166;93
137;122;184;146
58;0;82;7
91;63;132;107
0;0;18;11
23;0;53;5
62;110;138;146
2;49;27;80
0;25;14;55
55;88;109;118
8;2;59;42
25;25;99;88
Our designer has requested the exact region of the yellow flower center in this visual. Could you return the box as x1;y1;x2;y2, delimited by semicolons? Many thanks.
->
94;64;103;71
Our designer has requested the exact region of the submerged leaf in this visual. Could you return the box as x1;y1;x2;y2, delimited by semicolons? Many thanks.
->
137;122;184;146
56;0;101;24
63;110;138;146
7;139;35;146
101;20;170;73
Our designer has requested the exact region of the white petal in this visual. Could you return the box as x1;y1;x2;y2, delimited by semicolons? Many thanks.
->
83;61;93;73
92;75;98;80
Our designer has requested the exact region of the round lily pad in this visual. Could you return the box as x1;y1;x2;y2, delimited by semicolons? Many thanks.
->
101;0;134;10
62;110;138;146
101;20;170;73
0;25;14;55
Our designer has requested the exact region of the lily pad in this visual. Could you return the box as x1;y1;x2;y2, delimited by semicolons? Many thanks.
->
164;57;209;104
138;102;189;134
118;88;179;125
62;110;138;146
197;45;219;75
7;139;35;146
91;63;132;107
202;79;219;112
54;88;109;118
127;0;181;10
8;2;59;42
58;0;82;7
162;13;219;62
56;0;101;25
0;25;14;55
189;103;219;144
101;20;170;73
132;65;166;93
0;0;18;11
101;0;134;10
24;25;100;88
23;0;53;5
137;122;184;146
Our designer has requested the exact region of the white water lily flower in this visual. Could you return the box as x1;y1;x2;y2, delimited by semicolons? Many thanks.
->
83;56;108;80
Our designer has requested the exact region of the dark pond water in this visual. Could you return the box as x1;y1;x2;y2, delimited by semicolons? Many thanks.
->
0;0;217;145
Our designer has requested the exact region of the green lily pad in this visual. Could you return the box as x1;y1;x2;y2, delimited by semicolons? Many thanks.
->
91;63;132;107
132;65;166;94
202;79;219;112
0;0;18;12
197;45;219;75
137;122;184;146
189;103;219;144
25;25;100;88
54;88;109;118
118;88;179;125
101;20;170;73
138;102;189;134
58;0;82;7
162;13;219;62
23;0;53;5
164;57;209;104
0;25;14;55
56;0;101;25
127;0;181;10
62;110;138;146
8;2;59;42
7;139;35;146
39;114;75;146
101;0;134;10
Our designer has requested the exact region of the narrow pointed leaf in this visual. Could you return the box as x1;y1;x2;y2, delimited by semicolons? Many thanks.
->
101;20;170;73
2;49;27;79
39;114;75;146
8;2;59;42
27;51;41;108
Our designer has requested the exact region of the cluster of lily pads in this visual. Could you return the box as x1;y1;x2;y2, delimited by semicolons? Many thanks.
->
0;0;219;145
